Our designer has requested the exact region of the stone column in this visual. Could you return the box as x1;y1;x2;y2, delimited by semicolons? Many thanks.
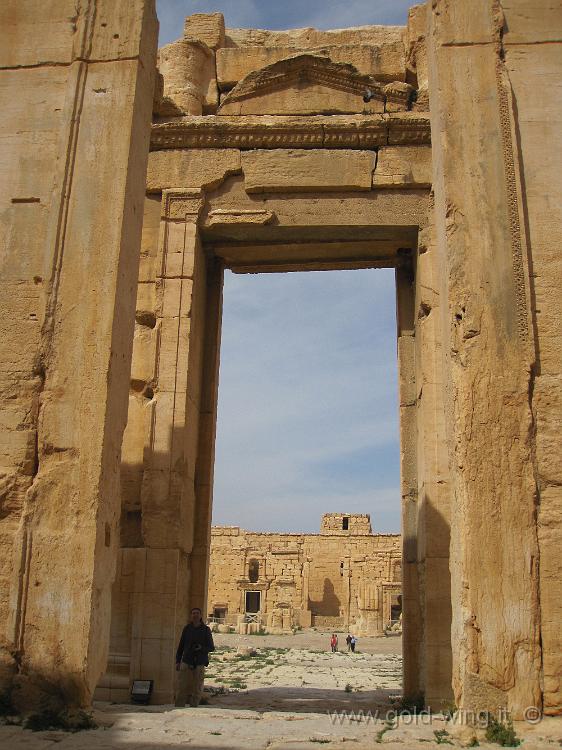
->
158;38;215;115
414;208;453;709
0;0;157;709
188;257;224;615
396;263;423;701
111;189;213;704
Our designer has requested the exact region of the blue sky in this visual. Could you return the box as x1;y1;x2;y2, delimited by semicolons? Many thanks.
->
214;270;400;533
157;1;417;44
155;0;415;533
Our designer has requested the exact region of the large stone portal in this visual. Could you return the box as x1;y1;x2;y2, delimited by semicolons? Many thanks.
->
0;0;560;722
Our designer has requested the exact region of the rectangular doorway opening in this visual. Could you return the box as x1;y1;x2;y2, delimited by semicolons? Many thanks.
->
205;265;406;698
245;591;261;614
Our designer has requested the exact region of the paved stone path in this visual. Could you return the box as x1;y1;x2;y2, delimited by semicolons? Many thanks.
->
1;634;560;748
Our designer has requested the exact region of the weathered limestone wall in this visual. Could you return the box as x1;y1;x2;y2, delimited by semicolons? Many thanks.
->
427;0;561;717
500;3;562;715
207;515;401;633
0;0;158;707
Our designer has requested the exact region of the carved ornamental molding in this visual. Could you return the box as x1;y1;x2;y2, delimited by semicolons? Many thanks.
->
161;188;204;221
151;113;431;151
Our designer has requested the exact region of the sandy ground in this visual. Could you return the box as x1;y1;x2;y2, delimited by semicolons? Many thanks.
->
1;633;560;749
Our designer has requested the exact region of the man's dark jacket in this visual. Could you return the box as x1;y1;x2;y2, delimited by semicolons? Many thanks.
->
176;622;215;667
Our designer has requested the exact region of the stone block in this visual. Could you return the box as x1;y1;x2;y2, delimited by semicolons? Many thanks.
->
374;146;432;188
138;594;176;639
108;687;130;703
120;396;152;511
147;391;177;458
184;13;225;50
144;549;181;595
94;686;110;701
156;316;191;393
423;558;452;647
424;644;454;706
120;548;147;594
146;149;241;192
156;277;194;320
397;335;416;407
141;471;192;551
502;0;562;44
184;395;201;482
241;150;375;193
130;321;158;385
0;1;79;67
219;81;384;116
216;43;405;90
139;197;161;282
158;220;193;279
136;636;175;689
136;284;157;330
225;24;405;50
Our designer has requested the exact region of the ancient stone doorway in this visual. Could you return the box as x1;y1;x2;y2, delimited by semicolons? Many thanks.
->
2;3;556;721
245;591;261;614
101;171;453;707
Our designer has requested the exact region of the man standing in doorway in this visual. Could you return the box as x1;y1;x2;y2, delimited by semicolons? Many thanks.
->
175;607;215;707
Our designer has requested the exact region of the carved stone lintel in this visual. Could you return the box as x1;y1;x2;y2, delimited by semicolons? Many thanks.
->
162;188;204;221
151;113;431;151
387;114;432;145
384;81;415;112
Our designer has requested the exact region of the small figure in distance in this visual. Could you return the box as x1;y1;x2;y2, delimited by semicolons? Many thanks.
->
175;607;215;708
346;633;352;652
330;633;338;652
350;635;357;653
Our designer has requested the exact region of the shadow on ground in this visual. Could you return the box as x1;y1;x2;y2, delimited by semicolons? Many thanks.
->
207;685;398;713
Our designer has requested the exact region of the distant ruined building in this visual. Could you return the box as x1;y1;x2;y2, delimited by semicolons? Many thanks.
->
207;514;402;635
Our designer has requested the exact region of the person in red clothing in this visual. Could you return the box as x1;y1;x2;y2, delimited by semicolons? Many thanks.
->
330;633;338;652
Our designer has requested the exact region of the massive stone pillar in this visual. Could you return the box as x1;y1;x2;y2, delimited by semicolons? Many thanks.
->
0;0;158;707
188;257;224;616
499;4;562;716
99;189;222;704
427;0;548;716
